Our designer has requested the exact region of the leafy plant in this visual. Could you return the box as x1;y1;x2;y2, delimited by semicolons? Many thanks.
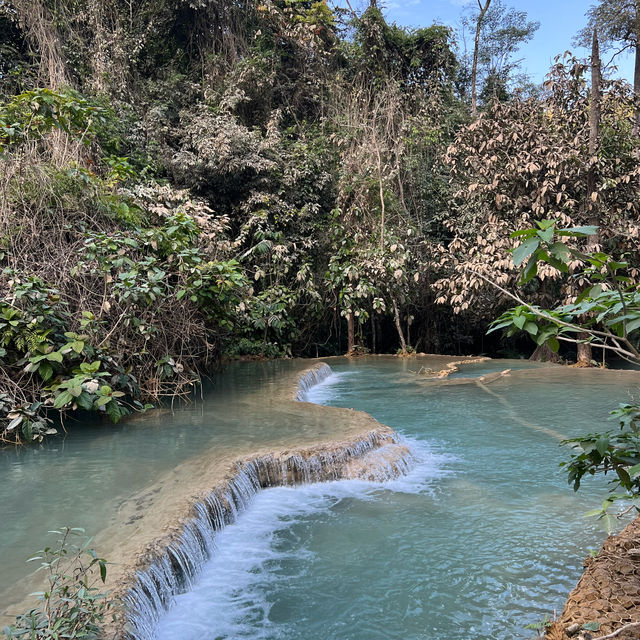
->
524;613;553;636
490;221;640;518
0;88;107;153
0;528;113;640
489;221;640;362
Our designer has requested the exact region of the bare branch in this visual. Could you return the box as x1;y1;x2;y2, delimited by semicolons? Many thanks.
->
594;622;640;640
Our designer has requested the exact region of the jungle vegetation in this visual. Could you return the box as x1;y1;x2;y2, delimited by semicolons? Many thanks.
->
2;0;640;444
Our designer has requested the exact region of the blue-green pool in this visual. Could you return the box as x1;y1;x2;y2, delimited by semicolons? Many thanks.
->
156;359;638;640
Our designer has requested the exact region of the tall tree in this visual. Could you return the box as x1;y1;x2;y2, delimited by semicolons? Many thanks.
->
578;0;640;132
471;0;492;118
577;29;603;366
465;0;539;114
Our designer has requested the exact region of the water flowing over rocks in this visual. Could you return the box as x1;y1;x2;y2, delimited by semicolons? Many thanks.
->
119;363;413;640
294;362;333;401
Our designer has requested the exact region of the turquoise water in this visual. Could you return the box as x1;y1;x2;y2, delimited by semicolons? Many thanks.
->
0;359;357;610
157;360;638;640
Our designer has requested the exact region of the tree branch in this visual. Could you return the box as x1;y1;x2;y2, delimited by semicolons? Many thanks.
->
466;268;640;363
594;622;640;640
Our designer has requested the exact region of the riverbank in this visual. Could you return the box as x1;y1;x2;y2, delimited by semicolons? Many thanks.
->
547;517;640;640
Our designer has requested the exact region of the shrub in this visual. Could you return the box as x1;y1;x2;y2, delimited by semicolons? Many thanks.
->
0;528;113;640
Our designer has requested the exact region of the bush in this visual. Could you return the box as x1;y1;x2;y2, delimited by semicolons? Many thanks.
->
0;528;113;640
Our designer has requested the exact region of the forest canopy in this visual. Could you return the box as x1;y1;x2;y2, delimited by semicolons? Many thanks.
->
1;0;639;442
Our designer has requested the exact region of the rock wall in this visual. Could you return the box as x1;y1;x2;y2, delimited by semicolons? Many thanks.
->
547;517;640;640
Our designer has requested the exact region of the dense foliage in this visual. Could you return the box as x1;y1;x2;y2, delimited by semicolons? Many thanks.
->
2;0;640;443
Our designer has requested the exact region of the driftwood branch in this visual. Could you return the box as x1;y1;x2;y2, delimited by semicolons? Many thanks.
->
594;621;640;639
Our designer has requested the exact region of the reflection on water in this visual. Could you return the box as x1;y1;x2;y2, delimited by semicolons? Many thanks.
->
157;359;640;640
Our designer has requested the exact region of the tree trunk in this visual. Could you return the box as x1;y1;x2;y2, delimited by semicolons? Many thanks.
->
589;29;602;164
392;299;407;354
579;29;602;366
471;0;492;118
375;146;386;249
634;3;640;135
347;311;355;355
371;312;377;354
577;334;593;367
530;343;561;363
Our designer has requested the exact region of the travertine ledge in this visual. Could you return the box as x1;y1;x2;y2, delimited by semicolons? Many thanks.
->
116;363;412;640
546;517;640;640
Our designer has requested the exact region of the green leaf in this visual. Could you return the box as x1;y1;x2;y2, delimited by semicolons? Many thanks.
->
75;392;94;410
628;463;640;478
510;228;537;239
547;337;560;353
71;340;85;353
53;390;73;409
624;318;640;334
558;225;599;236
549;242;570;263
595;436;610;456
39;362;53;382
513;315;526;330
616;466;631;488
521;254;539;283
46;351;63;363
536;227;554;243
513;237;540;267
524;321;539;336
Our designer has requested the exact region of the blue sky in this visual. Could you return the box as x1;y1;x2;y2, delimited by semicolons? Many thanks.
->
331;0;635;84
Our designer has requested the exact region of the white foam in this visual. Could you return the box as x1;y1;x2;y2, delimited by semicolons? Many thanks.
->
155;437;453;640
302;371;352;405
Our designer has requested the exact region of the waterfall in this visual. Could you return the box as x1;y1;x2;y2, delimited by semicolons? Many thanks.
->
122;364;413;640
293;362;333;401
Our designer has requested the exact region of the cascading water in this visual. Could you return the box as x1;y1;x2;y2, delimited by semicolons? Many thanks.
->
146;359;640;640
293;362;333;401
122;363;416;640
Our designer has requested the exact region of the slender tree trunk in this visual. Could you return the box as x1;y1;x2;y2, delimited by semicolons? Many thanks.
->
634;3;640;135
375;146;386;249
589;30;602;165
471;0;492;118
371;312;377;354
579;29;603;367
347;312;355;355
392;298;407;353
